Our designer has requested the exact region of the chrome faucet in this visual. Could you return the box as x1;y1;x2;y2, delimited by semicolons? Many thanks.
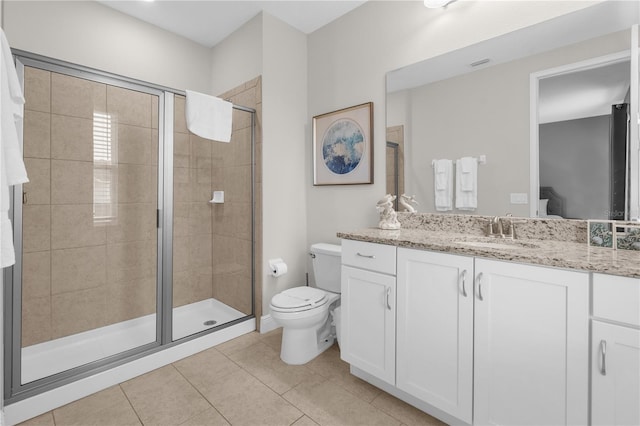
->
500;214;514;239
485;214;517;239
493;216;503;236
485;216;500;236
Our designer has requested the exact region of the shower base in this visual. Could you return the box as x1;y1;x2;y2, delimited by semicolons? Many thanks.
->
21;298;244;384
172;298;245;340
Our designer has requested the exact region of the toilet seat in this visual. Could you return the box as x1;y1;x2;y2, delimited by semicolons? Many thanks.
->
270;287;328;313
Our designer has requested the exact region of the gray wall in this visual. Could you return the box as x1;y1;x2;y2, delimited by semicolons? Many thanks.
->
539;115;611;219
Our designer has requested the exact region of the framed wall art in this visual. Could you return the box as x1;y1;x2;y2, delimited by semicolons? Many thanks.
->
312;102;373;185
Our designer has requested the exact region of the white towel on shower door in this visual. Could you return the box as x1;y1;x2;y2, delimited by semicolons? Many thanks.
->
455;157;477;211
185;89;233;142
433;159;453;211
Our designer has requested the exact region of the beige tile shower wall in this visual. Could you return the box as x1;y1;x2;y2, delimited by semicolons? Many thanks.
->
21;67;158;347
173;96;215;308
213;77;261;316
172;76;262;319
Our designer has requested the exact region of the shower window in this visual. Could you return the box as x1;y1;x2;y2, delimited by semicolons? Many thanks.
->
93;112;118;224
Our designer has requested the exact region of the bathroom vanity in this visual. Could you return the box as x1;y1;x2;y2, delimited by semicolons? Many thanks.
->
339;214;639;426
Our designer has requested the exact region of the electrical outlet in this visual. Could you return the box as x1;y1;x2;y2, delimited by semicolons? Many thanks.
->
510;193;528;204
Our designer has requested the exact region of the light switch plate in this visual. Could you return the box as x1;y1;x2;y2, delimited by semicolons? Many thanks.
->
510;193;528;204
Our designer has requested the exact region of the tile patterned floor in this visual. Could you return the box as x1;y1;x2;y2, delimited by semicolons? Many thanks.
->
18;329;446;426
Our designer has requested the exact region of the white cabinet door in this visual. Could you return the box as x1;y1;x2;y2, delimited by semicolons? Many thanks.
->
340;265;396;385
592;320;640;426
473;259;589;426
396;248;474;423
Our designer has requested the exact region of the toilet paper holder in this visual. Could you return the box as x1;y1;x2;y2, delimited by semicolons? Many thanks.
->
268;258;288;277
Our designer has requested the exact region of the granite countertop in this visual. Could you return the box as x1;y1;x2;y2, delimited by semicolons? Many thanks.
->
337;227;640;279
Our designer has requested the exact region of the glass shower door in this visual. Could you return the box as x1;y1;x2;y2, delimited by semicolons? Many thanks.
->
171;95;253;341
18;63;161;384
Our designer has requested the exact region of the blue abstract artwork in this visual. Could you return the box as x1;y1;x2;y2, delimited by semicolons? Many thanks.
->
321;119;364;175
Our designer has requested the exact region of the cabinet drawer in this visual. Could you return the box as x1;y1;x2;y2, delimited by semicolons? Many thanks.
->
593;274;640;327
341;239;396;275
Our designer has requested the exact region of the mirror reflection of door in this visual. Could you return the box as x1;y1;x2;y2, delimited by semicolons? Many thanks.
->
538;58;630;220
386;125;405;211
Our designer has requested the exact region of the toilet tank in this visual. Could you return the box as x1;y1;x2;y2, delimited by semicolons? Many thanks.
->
310;243;342;293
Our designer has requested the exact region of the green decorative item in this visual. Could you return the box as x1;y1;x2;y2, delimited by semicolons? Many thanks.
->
588;220;640;251
616;228;640;251
589;222;613;248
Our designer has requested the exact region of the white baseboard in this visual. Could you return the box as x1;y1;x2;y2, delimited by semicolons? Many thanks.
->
259;314;280;334
5;319;255;426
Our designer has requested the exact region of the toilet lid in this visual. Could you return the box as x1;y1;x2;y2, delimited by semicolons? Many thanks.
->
271;287;327;311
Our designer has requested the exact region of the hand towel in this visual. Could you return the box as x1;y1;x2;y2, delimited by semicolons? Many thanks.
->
459;156;475;191
455;157;477;211
435;159;447;190
1;28;29;268
185;89;233;142
433;159;452;211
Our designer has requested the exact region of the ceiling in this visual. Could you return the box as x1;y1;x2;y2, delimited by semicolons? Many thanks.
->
97;0;367;48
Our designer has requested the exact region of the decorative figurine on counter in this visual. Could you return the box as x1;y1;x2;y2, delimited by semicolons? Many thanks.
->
376;194;401;230
399;194;419;213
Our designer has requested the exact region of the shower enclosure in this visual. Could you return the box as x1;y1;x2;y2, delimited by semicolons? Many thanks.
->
3;52;257;402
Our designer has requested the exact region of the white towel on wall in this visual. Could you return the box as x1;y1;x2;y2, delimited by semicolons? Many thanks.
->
433;159;453;211
455;157;477;211
185;89;233;142
1;28;29;268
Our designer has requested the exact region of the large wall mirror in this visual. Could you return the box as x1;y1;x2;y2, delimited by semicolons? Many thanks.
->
386;1;640;220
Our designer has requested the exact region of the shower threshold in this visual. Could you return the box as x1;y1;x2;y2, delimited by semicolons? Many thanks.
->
21;298;244;384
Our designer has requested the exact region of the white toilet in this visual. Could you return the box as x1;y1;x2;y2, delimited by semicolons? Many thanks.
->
269;243;342;365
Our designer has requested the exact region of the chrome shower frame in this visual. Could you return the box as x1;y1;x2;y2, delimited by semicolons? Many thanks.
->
3;50;257;404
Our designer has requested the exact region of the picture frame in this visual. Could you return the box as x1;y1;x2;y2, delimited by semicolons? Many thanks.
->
312;102;373;185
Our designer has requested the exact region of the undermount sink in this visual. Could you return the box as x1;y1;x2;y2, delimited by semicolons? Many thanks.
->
454;239;539;250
